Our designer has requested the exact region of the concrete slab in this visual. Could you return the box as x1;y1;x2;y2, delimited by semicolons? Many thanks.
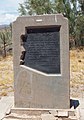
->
41;114;56;120
0;96;14;120
0;113;5;120
79;99;84;109
58;111;68;117
79;98;84;120
0;96;83;120
80;109;84;120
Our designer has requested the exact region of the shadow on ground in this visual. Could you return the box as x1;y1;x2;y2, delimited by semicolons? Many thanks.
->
70;99;80;109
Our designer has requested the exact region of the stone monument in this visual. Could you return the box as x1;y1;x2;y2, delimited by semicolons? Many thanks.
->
12;14;70;109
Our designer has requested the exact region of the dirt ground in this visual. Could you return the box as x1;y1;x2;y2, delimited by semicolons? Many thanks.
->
0;55;14;97
0;49;84;98
70;49;84;98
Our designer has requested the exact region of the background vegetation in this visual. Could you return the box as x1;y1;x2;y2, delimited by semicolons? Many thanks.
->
19;0;84;48
0;0;83;57
0;26;12;57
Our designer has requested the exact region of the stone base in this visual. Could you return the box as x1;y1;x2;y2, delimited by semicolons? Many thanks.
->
8;107;79;120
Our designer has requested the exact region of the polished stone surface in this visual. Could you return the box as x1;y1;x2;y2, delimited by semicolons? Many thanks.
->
24;27;60;74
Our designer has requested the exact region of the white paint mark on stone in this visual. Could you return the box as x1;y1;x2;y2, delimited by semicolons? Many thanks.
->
36;19;43;22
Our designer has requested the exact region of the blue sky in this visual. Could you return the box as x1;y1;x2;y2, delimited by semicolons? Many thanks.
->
0;0;23;25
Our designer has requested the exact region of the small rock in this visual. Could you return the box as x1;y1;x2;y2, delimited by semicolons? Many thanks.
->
58;111;68;117
68;111;75;116
78;60;81;62
49;110;58;117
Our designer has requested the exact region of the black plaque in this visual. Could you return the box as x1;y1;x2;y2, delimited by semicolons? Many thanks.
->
23;26;60;74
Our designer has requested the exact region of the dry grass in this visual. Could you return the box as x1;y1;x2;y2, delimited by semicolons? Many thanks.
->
70;50;84;84
0;55;14;96
0;49;84;98
70;49;84;98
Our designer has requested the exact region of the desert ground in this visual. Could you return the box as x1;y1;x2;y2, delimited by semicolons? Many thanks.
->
70;49;84;98
0;49;84;98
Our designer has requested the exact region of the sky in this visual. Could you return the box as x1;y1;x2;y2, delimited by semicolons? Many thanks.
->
0;0;24;25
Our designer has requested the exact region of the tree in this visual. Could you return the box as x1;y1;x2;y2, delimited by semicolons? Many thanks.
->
0;27;12;57
54;0;79;43
18;0;54;15
78;0;84;14
18;0;84;48
75;14;84;46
